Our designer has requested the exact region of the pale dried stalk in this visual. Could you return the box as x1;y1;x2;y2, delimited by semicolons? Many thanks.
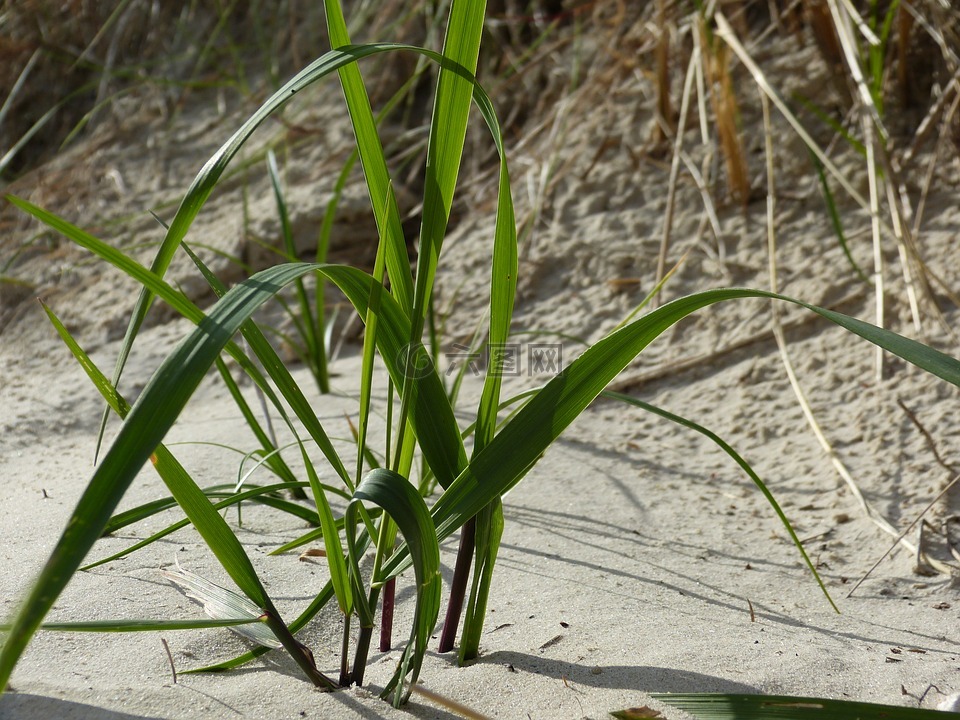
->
694;23;710;144
847;473;960;597
883;166;924;337
806;1;886;379
408;684;492;720
701;14;750;206
837;0;881;45
759;91;917;558
863;113;886;381
903;0;960;68
653;0;673;142
913;89;960;238
714;12;873;215
521;95;573;258
827;0;928;346
674;140;723;247
655;44;700;303
825;0;887;137
903;67;960;167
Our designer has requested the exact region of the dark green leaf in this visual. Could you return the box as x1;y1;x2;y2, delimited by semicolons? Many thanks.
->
650;693;958;719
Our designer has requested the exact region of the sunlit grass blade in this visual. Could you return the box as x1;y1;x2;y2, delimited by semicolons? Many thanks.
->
649;692;951;719
0;263;336;693
389;289;960;575
323;0;413;312
417;0;485;289
399;0;486;417
389;0;487;494
356;182;393;483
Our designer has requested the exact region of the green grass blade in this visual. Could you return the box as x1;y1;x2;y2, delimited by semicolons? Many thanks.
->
809;153;872;285
297;443;353;616
413;0;486;317
457;20;518;658
376;289;960;582
0;263;325;693
345;469;440;706
214;357;301;488
17;191;459;495
323;0;413;312
602;390;836;612
322;264;468;488
266;150;327;392
457;499;504;662
395;0;486;449
101;481;316;536
83;482;315;571
1;618;266;633
189;521;378;675
356;183;393;482
649;693;953;719
179;242;352;488
429;289;960;538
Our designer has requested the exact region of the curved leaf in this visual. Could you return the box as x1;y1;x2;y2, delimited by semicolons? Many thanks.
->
602;390;836;612
345;469;441;706
650;692;955;719
427;288;960;543
0;263;325;692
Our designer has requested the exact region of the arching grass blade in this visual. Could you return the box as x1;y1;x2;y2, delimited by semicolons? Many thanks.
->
345;469;440;707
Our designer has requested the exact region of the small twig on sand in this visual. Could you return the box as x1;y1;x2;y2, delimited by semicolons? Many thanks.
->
847;473;960;597
161;638;177;684
409;683;492;720
897;399;960;476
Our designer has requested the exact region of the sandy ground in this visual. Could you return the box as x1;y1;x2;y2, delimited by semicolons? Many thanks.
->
2;12;960;719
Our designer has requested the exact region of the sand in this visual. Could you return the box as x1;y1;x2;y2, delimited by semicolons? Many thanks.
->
2;9;960;719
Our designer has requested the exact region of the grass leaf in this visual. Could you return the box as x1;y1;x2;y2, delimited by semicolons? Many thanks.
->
650;692;953;719
603;390;836;611
0;263;327;692
345;469;441;706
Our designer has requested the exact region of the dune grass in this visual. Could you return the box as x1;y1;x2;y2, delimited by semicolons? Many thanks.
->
1;0;959;713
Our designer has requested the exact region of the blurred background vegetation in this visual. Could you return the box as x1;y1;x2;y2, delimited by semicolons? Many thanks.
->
2;0;958;329
1;1;957;199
